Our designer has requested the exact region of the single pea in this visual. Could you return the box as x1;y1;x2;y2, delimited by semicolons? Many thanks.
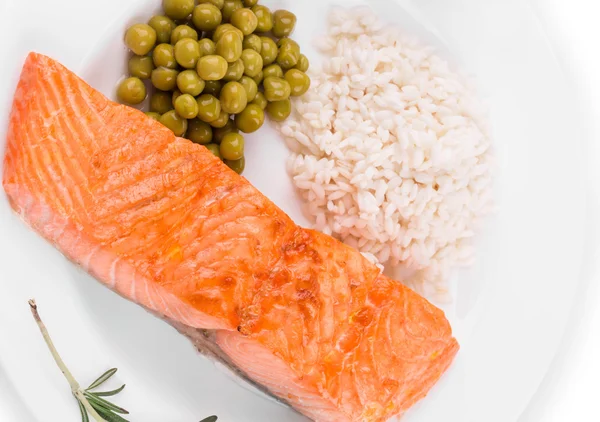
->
174;93;199;119
242;34;261;53
252;5;273;33
213;119;238;143
210;110;230;128
187;119;213;144
177;70;205;96
243;0;257;6
198;0;224;8
125;24;157;56
240;49;263;78
213;24;243;42
128;55;154;79
285;69;311;97
263;77;291;102
221;0;243;22
220;81;248;114
117;77;146;104
192;4;222;31
259;36;278;66
225;156;245;174
230;8;258;36
150;91;174;114
203;80;223;96
196;94;222;122
198;38;216;56
238;76;257;102
216;31;243;63
205;143;221;158
294;54;310;72
163;0;195;20
174;38;201;68
171;25;198;44
151;67;179;91
251;91;267;109
197;55;229;80
172;90;183;105
153;43;177;68
235;103;264;133
223;59;245;81
148;15;176;44
220;132;244;160
263;63;283;79
272;10;296;38
276;39;300;69
266;98;291;122
159;110;188;136
145;111;162;120
251;70;264;85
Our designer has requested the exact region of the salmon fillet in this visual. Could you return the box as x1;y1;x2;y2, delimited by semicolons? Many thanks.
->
3;53;459;421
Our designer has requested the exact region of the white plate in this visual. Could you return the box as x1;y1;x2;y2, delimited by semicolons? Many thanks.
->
0;0;589;421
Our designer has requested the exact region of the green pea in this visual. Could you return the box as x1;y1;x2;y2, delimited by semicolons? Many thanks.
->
223;59;245;81
197;55;229;80
203;80;223;96
117;77;146;105
128;56;154;79
238;76;258;102
294;54;310;72
145;111;162;121
192;4;222;31
263;64;283;79
220;81;248;114
272;10;296;38
240;49;263;77
225;156;245;174
243;34;262;53
221;0;243;22
125;24;157;56
159;109;188;136
213;119;238;143
198;0;224;8
263;76;291;102
205;143;222;158
213;24;243;42
216;30;243;63
230;8;258;36
235;103;264;133
259;36;278;66
148;15;176;44
163;0;195;20
266;98;291;122
285;69;311;97
276;39;300;69
171;25;198;44
150;91;174;114
187;119;214;144
196;94;222;122
198;38;216;56
177;70;205;96
174;93;199;119
210;110;230;128
174;38;201;68
153;43;177;69
243;0;257;6
151;67;179;91
252;5;273;33
220;132;244;160
251;91;267;109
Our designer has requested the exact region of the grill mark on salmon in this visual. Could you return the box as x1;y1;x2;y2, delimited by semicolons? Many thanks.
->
3;53;459;422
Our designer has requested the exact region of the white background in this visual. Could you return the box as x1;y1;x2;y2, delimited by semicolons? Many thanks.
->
1;0;599;420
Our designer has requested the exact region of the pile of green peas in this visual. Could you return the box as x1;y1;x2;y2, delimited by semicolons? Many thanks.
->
117;0;311;175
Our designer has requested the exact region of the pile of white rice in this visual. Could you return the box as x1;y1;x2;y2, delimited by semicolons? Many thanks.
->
277;7;493;300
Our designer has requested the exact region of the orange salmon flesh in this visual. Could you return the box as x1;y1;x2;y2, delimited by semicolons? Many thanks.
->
3;53;459;422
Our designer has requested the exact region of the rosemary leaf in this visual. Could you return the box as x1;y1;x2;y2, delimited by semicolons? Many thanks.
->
87;368;118;390
84;392;129;414
93;384;126;397
199;416;218;422
76;397;90;422
94;406;131;422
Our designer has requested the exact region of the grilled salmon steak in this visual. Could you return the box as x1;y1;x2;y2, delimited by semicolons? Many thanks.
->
3;53;459;421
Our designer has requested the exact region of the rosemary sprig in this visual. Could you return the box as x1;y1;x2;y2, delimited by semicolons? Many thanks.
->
29;300;218;422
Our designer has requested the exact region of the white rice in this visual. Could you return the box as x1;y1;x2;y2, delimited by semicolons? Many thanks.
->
277;7;493;300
